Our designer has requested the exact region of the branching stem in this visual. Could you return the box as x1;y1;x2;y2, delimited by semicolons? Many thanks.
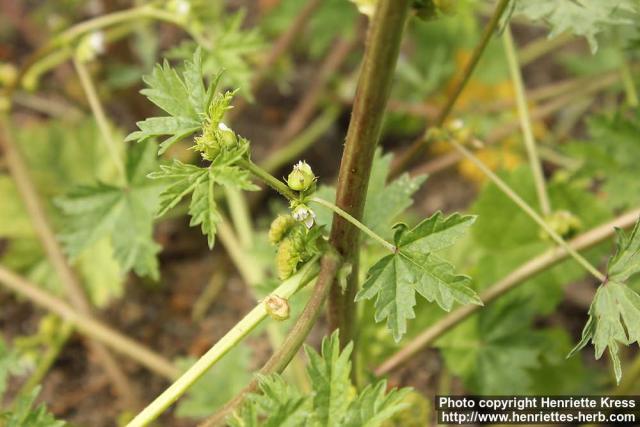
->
310;197;396;253
126;259;321;427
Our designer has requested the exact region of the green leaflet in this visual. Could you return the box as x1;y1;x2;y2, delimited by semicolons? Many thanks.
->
57;142;162;279
305;335;354;426
510;0;638;53
564;111;640;210
231;331;409;427
569;218;640;384
148;150;258;248
356;212;482;342
125;48;216;154
167;9;264;101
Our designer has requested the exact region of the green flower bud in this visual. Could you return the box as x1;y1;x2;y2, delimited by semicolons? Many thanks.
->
264;295;290;321
218;122;237;148
287;161;316;192
268;214;296;245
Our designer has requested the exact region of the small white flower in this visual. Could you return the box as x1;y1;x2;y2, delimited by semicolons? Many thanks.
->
292;205;316;229
89;31;105;56
218;122;231;132
176;0;191;16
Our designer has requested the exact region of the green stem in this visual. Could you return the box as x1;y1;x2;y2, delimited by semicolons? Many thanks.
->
238;158;298;200
328;0;411;349
201;252;341;427
126;259;321;427
72;54;126;181
310;197;396;253
502;27;551;216
446;136;605;282
217;214;309;391
390;0;511;177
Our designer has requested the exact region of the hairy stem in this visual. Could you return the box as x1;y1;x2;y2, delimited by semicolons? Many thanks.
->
127;259;322;427
375;207;640;376
238;158;298;200
310;197;396;253
72;55;126;181
0;265;179;380
390;0;510;176
328;0;411;348
502;27;551;215
200;252;341;427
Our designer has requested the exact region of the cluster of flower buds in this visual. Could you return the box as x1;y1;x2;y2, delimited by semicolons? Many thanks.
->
194;121;239;161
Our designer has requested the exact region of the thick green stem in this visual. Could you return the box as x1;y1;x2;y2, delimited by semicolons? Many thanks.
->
390;0;510;177
502;27;551;216
310;197;396;253
447;136;605;282
328;0;411;349
126;259;321;427
200;252;341;427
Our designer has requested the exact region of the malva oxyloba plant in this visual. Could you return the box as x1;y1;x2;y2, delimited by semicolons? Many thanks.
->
0;0;640;426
